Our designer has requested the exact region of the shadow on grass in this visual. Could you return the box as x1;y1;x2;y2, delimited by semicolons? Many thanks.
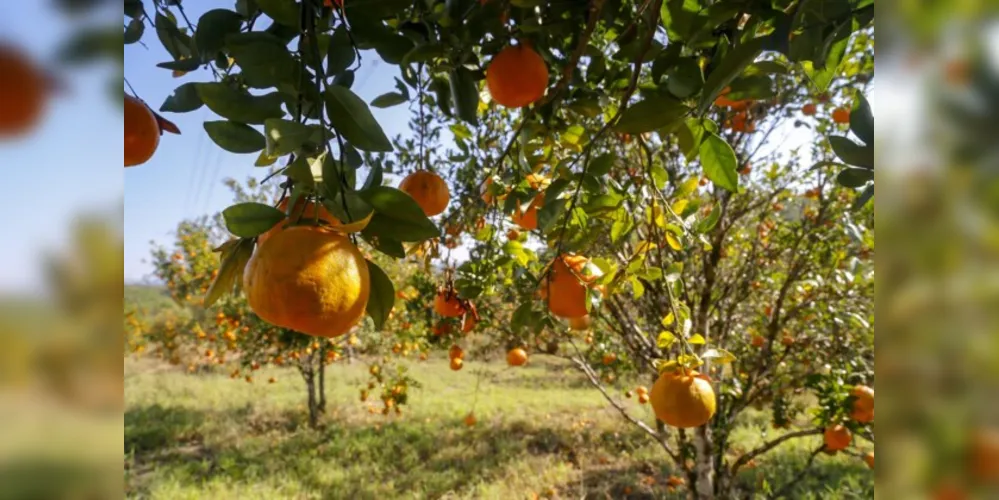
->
125;403;618;498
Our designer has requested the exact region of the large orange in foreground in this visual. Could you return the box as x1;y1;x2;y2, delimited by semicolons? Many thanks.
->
244;226;370;337
258;198;339;246
650;370;717;428
125;95;162;167
486;44;549;108
544;254;589;319
434;289;465;317
0;45;47;137
400;170;450;217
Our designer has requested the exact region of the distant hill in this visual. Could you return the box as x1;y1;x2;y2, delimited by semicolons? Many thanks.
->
124;285;176;313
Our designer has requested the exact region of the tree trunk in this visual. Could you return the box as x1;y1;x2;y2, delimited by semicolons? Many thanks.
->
693;426;716;500
318;347;327;413
304;368;318;429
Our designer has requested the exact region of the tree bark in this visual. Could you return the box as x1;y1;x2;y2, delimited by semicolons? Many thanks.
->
304;368;318;429
318;347;327;414
693;426;716;500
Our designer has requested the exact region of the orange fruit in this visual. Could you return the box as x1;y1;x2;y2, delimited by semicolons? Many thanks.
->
970;428;999;482
449;357;464;371
569;314;591;330
507;347;528;366
243;226;370;337
543;254;589;319
512;193;544;230
124;94;162;167
851;385;875;401
399;170;450;217
507;229;520;240
832;107;851;124
448;344;464;360
258;198;339;246
602;353;617;365
432;321;452;336
0;45;47;137
802;103;817;116
637;393;649;404
649;370;717;428
635;386;648;396
823;424;852;451
751;334;765;348
464;412;477;427
434;289;465;317
666;476;685;487
851;406;874;423
863;451;874;469
486;44;548;108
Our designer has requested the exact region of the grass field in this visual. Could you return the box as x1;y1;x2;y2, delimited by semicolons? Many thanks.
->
124;355;873;499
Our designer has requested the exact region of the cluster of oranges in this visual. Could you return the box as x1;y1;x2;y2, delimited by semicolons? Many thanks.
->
714;87;757;133
802;100;852;124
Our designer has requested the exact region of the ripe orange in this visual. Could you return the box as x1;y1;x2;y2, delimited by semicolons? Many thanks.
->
449;344;464;360
258;198;339;246
864;451;874;469
432;321;452;336
507;229;520;240
0;45;47;137
802;103;817;116
635;386;648;396
434;289;465;317
399;170;450;217
602;353;617;365
243;226;370;337
637;393;649;404
449;357;464;371
544;254;589;319
832;107;851;124
512;193;544;230
464;412;477;427
507;347;528;366
486;44;548;108
461;311;478;333
823;424;852;451
751;334;765;348
569;314;592;330
650;370;717;428
124;95;162;167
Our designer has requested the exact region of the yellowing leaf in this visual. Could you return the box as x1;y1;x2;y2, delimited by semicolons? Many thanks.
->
635;240;658;255
329;210;374;234
678;177;700;197
677;353;704;369
688;333;706;345
666;233;682;251
661;312;675;327
701;348;737;364
671;199;689;215
657;330;676;349
656;359;679;374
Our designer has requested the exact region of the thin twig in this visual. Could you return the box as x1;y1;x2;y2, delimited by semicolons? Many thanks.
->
768;446;824;499
731;428;822;474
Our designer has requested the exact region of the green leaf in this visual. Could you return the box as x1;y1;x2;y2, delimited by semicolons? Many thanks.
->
701;348;736;364
695;203;721;233
365;260;395;330
156;58;201;72
659;0;703;42
359;187;439;241
589;154;615;176
204;121;266;154
614;95;690;134
155;12;193;61
160;83;204;113
264;118;313;156
837;168;874;188
334;69;355;88
666;58;704;98
197;83;284;124
374;35;415;65
450;67;479;126
327;26;356;75
699;37;767;114
204;238;254;308
194;9;243;60
362;162;384;191
124;18;144;44
699;133;738;192
361;232;406;259
255;0;299;27
222;202;286;237
370;92;408;108
829;136;873;169
802;31;848;93
852;185;874;211
850;93;875;146
225;32;298;89
324;86;393;152
726;74;774;100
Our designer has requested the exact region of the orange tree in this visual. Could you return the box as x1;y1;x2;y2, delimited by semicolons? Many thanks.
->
125;0;874;496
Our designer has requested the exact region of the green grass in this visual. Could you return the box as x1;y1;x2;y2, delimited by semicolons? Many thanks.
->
125;356;872;499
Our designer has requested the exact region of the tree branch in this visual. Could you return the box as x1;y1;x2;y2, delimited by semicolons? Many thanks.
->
730;428;822;474
768;446;824;499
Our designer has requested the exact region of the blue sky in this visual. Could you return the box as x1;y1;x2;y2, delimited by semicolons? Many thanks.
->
0;3;123;293
122;0;413;283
